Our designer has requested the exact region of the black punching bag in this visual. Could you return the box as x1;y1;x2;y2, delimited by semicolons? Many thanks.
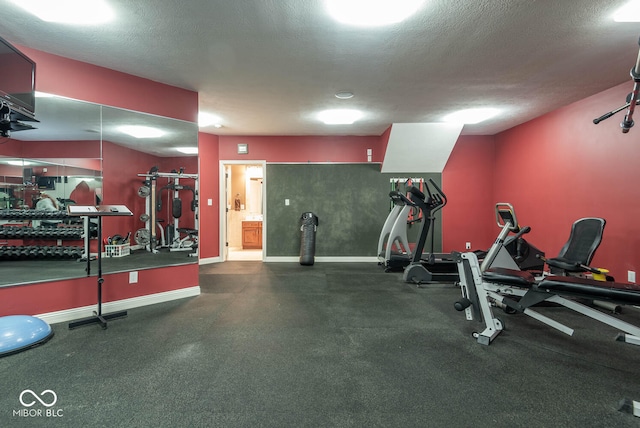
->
299;212;319;266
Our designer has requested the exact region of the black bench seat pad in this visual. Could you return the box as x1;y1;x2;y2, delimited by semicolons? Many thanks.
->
536;275;640;305
482;268;536;288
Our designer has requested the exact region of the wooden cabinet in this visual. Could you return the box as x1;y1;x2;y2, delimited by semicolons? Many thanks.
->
242;221;262;249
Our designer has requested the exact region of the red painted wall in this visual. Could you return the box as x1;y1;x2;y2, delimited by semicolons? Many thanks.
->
20;140;101;160
1;140;101;160
493;82;638;281
0;264;198;316
198;132;220;259
442;135;497;252
16;45;198;123
0;137;23;156
218;135;383;162
379;126;392;160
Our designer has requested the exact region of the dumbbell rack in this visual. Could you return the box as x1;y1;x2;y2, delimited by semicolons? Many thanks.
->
0;209;86;260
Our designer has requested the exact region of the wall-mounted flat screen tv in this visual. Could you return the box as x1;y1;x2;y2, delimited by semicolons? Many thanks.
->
0;35;36;121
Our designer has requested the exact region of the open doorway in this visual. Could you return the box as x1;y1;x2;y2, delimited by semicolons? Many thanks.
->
220;161;266;261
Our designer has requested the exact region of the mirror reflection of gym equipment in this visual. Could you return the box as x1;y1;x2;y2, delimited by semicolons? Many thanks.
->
136;167;199;257
224;164;264;261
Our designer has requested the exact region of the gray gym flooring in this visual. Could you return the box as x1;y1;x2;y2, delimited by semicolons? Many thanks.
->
2;262;640;427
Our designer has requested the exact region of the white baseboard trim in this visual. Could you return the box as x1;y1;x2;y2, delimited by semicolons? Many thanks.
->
264;256;378;263
36;286;201;325
263;256;298;262
199;256;378;263
199;256;223;265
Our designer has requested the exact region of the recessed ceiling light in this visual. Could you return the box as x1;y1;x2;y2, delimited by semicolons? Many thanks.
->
325;0;425;26
176;147;198;154
213;123;223;129
11;0;115;24
7;160;31;166
442;108;500;125
118;125;166;139
613;0;640;22
198;111;222;128
335;91;355;99
317;109;363;125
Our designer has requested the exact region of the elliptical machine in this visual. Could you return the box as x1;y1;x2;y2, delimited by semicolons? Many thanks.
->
402;183;545;284
402;179;459;283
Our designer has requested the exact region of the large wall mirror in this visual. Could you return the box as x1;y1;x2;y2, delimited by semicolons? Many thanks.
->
0;94;199;287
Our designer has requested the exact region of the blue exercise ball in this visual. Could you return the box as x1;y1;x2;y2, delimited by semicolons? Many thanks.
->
0;315;54;358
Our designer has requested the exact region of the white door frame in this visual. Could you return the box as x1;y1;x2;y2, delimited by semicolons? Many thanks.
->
219;160;267;261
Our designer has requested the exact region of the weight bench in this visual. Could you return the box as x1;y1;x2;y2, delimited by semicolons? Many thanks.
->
169;228;198;257
455;251;640;346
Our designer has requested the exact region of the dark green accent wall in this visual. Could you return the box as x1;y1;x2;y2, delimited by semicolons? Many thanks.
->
265;163;442;257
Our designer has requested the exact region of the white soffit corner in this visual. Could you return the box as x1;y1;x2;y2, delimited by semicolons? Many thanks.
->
381;123;463;173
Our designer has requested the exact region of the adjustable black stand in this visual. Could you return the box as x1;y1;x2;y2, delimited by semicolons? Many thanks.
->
67;205;133;330
594;36;640;133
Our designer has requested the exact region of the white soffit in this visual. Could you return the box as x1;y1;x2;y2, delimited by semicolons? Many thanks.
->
381;123;463;173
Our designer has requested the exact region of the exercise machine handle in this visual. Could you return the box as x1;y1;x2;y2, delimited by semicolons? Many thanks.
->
427;178;447;208
511;225;530;240
536;254;605;275
593;110;617;124
495;203;517;231
408;186;425;201
394;192;416;207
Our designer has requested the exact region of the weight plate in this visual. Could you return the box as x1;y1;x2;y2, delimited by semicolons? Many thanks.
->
134;228;151;245
138;186;151;198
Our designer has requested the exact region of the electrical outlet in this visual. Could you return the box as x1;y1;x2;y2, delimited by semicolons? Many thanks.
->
629;271;636;283
129;271;138;284
465;242;471;250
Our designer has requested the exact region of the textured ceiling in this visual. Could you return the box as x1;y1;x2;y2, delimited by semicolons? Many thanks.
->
1;0;639;137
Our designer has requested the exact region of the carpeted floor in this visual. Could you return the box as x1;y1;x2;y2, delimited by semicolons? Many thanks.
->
2;261;640;427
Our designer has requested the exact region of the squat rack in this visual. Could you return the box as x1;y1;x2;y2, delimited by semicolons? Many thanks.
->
137;169;199;254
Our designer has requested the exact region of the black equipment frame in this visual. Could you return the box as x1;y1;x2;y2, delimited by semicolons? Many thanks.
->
67;205;133;330
594;36;640;133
